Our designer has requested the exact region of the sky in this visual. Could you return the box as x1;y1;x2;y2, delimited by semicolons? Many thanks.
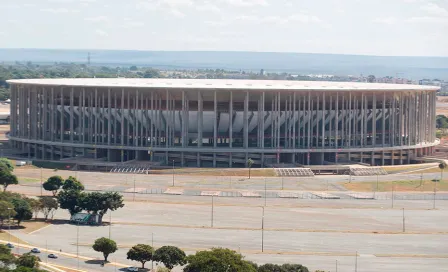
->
0;0;447;56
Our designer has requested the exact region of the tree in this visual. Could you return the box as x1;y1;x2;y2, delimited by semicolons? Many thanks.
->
0;168;18;192
153;246;186;270
367;75;376;83
184;248;257;272
11;198;32;226
0;200;15;228
246;158;254;179
92;237;117;262
27;198;42;220
127;244;154;269
143;68;160;78
0;158;14;172
0;244;15;267
39;196;58;221
258;264;310;272
57;190;83;215
16;253;40;268
43;176;64;196
62;176;84;191
79;192;124;223
129;66;138;71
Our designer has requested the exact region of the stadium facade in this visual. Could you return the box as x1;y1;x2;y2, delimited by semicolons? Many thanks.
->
6;79;440;167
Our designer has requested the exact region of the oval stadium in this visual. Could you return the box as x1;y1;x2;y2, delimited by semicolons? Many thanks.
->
6;78;440;168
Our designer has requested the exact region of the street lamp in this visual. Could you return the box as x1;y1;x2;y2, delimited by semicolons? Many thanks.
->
76;221;80;270
211;195;214;228
7;208;12;243
40;168;43;196
172;160;175;187
261;206;265;252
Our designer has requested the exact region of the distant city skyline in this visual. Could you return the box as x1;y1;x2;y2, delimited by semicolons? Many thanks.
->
0;0;447;57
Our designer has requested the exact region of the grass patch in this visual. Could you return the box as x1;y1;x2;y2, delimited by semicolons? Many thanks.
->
19;177;40;183
342;179;448;192
0;231;30;246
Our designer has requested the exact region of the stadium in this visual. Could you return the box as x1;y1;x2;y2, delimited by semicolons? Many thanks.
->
6;78;440;168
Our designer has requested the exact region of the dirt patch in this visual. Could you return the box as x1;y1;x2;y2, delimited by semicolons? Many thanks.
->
20;221;50;234
151;168;277;177
342;179;447;192
0;231;30;245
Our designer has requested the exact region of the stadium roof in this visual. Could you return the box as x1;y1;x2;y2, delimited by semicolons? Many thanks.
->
7;78;440;91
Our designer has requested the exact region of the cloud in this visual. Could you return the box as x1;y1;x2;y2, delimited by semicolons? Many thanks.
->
197;3;220;12
406;16;448;23
40;8;78;13
420;3;448;16
222;0;268;7
85;16;109;22
235;13;321;24
171;9;186;18
372;17;398;24
95;29;108;36
123;21;145;28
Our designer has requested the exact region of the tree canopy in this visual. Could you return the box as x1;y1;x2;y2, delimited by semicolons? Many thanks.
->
57;189;83;215
153;246;186;270
0;200;16;228
92;237;118;262
78;191;124;222
39;196;58;221
16;253;40;268
62;176;84;191
127;244;154;269
11;197;32;226
183;248;257;272
0;158;14;172
258;263;309;272
43;176;64;196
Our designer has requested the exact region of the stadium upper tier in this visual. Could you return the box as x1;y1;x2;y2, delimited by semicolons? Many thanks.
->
6;78;440;167
7;78;440;91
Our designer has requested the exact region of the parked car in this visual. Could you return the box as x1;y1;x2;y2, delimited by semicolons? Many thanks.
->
48;254;58;259
5;243;14;248
30;248;41;253
127;267;139;272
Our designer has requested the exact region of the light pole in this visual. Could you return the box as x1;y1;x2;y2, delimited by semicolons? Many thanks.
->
77;221;80;270
335;260;338;272
40;168;43;196
7;208;12;243
172;160;175;187
281;176;284;190
433;178;437;210
211;195;214;228
374;173;379;199
402;208;405;232
391;181;394;208
109;211;112;239
133;175;136;202
264;178;267;207
151;232;154;270
261;206;264;252
355;251;358;272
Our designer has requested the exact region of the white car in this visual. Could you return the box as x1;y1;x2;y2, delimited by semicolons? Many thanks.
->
127;267;139;272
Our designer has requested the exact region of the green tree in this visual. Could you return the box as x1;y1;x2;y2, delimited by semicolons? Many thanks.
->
0;167;18;192
184;248;257;272
127;244;154;269
0;158;14;172
92;237;117;262
43;176;64;196
27;198;42;220
129;66;138;71
246;158;254;179
16;253;40;268
57;190;83;215
0;200;15;228
11;198;32;226
143;68;160;78
62;176;84;191
79;192;124;223
39;196;58;221
0;244;15;267
153;246;186;270
258;263;309;272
